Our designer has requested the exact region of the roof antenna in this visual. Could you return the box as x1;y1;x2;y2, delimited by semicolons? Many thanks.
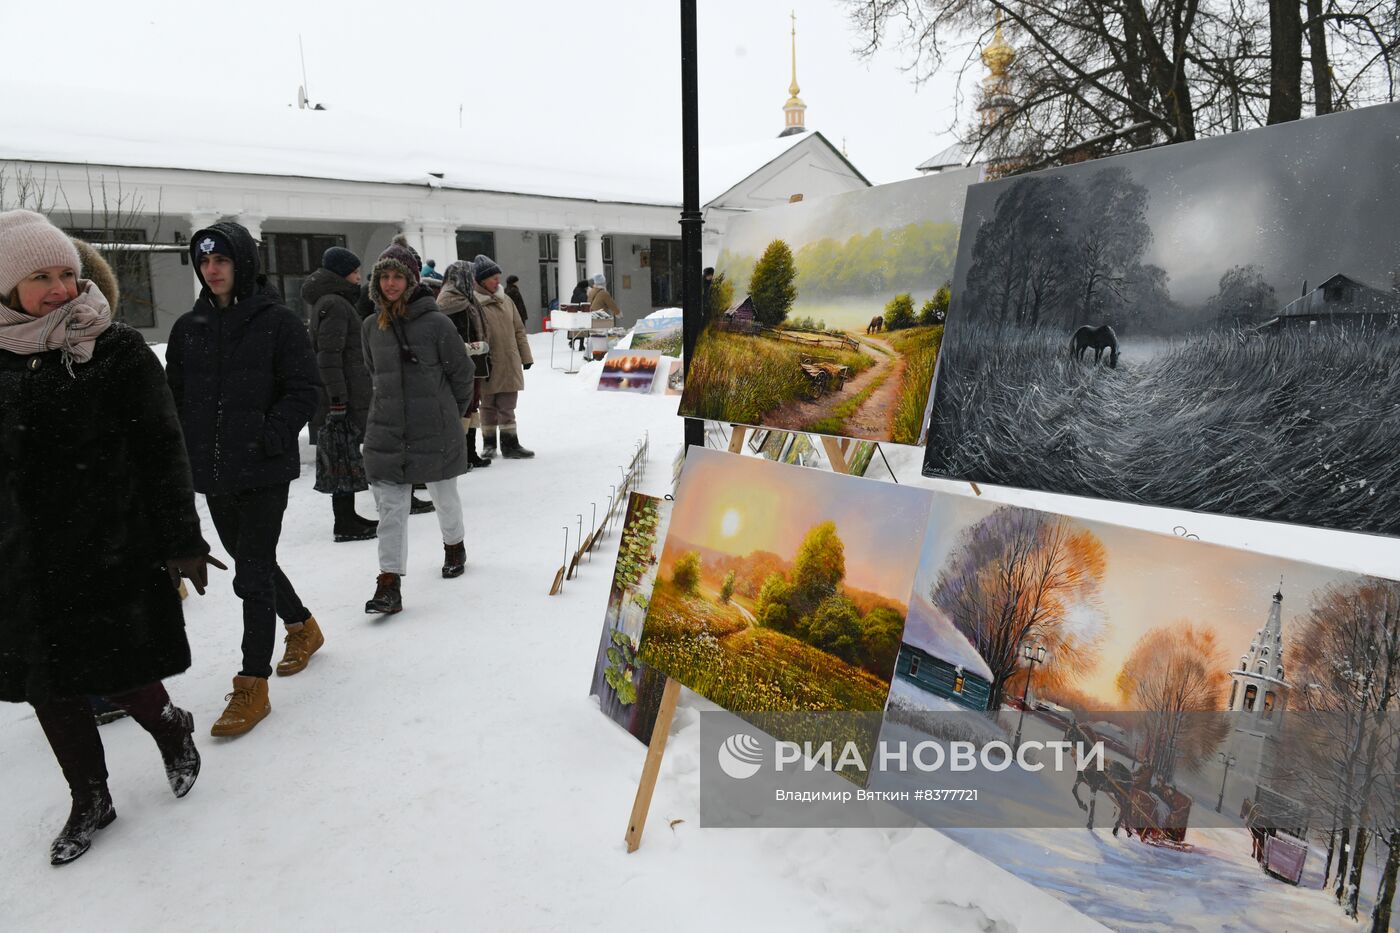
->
298;34;311;108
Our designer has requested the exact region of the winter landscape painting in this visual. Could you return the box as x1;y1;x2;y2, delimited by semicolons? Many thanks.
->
923;102;1400;537
871;492;1400;932
588;494;672;744
680;167;979;445
637;449;931;761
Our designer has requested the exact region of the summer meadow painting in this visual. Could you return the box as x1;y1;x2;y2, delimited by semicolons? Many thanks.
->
680;167;980;445
637;449;931;740
922;102;1400;537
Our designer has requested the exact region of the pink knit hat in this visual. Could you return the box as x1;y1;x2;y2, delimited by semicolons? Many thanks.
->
0;209;82;298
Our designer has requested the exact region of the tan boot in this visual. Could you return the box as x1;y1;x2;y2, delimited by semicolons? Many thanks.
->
210;675;270;737
275;615;325;676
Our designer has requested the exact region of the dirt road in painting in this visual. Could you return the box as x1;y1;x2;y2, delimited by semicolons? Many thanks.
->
764;335;901;440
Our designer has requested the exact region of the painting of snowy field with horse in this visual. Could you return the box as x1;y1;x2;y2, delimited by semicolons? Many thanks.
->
680;167;979;445
922;103;1400;537
871;492;1400;931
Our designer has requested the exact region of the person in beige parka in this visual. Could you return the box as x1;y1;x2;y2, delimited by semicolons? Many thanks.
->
470;254;535;458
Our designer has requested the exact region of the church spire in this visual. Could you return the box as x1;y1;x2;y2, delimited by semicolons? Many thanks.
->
780;10;808;137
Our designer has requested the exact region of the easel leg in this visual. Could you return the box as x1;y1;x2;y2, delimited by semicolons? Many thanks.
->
727;425;748;453
818;435;852;475
625;677;682;853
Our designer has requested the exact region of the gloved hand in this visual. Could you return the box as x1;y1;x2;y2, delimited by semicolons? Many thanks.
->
328;402;347;421
523;362;533;370
166;553;229;595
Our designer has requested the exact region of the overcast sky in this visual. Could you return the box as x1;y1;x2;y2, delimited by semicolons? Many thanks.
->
0;0;976;186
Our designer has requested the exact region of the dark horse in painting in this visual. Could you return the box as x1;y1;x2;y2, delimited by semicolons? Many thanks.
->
1066;721;1132;833
1069;324;1119;368
867;315;884;334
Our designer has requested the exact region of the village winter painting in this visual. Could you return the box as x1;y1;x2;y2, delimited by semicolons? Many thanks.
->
871;492;1400;932
680;167;978;445
922;102;1400;538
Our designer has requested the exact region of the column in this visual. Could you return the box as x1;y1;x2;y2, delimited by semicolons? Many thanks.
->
556;229;577;308
186;212;223;300
583;229;605;284
407;222;459;273
234;214;265;243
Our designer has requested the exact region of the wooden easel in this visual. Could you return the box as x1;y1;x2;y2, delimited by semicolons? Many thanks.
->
624;677;682;852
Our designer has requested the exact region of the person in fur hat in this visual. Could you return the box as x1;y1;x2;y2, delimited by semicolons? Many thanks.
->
0;210;224;864
167;221;323;737
360;235;475;614
471;253;535;459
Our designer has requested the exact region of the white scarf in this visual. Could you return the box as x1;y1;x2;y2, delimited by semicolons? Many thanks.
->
0;280;113;375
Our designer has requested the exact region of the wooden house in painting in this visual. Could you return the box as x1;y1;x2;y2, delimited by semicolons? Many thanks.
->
718;296;760;334
1269;274;1400;330
893;596;994;712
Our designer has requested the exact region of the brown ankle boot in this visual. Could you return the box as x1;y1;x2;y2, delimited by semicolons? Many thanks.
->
210;675;270;737
275;615;325;676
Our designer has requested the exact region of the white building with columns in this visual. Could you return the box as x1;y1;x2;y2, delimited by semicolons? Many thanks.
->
0;96;867;340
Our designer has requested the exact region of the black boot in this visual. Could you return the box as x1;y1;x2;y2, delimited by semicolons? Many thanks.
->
467;428;492;468
333;493;378;542
410;484;435;514
442;541;466;578
500;425;535;459
50;780;116;866
365;572;403;614
152;706;201;798
481;426;498;460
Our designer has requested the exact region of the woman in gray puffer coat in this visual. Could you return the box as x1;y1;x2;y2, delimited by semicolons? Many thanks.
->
360;236;474;614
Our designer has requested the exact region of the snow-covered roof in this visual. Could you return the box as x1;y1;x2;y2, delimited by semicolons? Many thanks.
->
0;84;831;210
902;595;994;681
916;140;979;173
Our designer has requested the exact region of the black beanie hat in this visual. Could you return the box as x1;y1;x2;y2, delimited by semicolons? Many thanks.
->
192;229;236;263
321;246;361;278
473;253;503;284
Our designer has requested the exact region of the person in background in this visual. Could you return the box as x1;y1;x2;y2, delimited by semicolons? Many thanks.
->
438;260;493;469
421;259;443;282
167;222;323;735
472;254;535;459
587;271;621;318
569;279;588;304
361;236;475;614
0;211;224;864
504;273;528;326
303;246;378;542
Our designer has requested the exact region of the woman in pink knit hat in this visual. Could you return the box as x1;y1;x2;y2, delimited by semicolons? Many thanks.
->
0;209;225;865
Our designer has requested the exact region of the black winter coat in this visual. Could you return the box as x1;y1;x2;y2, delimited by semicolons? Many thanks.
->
166;223;320;495
304;268;372;435
505;282;529;325
0;323;208;703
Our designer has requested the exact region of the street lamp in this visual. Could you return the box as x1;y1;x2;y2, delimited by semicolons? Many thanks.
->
1011;643;1048;752
1215;751;1237;813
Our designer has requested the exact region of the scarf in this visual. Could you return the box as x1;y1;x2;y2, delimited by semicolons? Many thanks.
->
0;280;113;376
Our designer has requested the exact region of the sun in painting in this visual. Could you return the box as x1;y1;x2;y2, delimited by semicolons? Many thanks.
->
720;508;742;538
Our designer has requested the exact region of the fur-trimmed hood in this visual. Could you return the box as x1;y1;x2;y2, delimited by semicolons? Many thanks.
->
73;239;119;311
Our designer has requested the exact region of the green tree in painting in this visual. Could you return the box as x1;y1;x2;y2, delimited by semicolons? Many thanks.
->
706;271;735;326
884;293;915;330
920;282;950;326
791;521;845;618
860;606;906;673
804;595;863;661
756;573;795;632
749;239;798;328
672;551;702;596
719;571;736;604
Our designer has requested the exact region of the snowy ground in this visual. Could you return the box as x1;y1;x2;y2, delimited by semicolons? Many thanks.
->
0;333;1098;933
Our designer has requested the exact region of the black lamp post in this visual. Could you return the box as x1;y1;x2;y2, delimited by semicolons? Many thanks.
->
679;0;704;453
1216;751;1237;813
1011;643;1047;751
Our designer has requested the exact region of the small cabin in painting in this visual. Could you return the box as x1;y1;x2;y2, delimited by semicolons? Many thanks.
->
893;596;994;712
1272;274;1400;330
718;296;760;334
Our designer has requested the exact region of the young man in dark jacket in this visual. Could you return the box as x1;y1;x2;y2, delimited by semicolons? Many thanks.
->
166;222;324;737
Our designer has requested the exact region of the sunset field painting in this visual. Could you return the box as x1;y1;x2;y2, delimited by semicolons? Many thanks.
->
637;449;932;730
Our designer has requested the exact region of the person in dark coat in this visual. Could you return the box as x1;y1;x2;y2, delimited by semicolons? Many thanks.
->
360;236;475;614
504;273;529;326
569;280;588;304
166;221;324;737
438;260;493;469
303;247;378;541
0;211;224;865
